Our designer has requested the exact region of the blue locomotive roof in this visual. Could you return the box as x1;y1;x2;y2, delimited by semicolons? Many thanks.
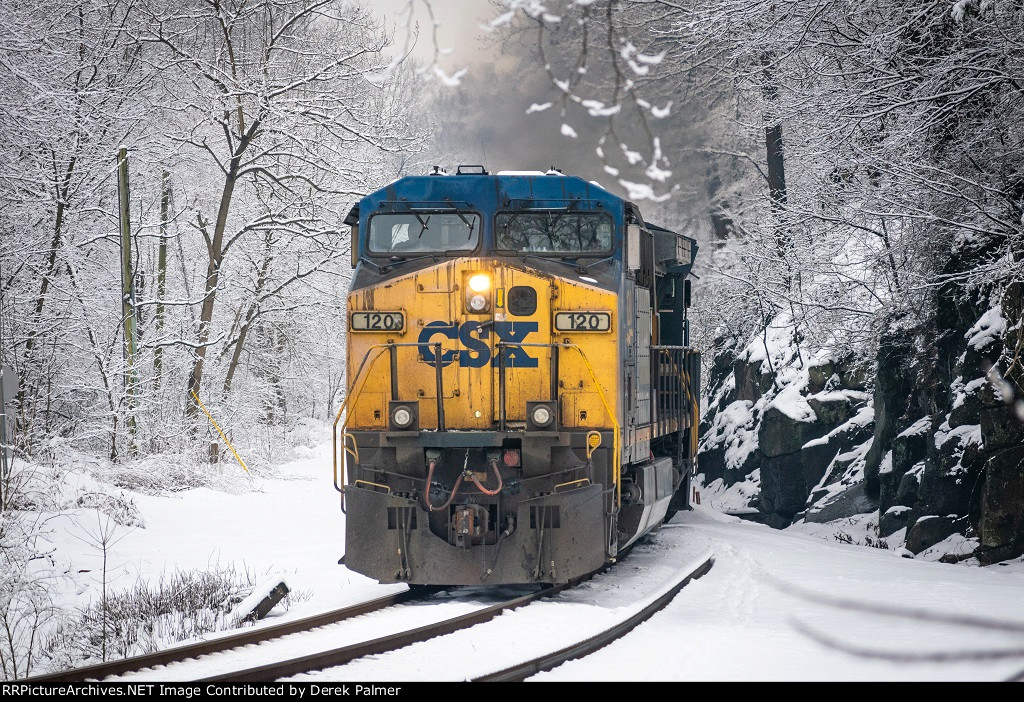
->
358;171;627;216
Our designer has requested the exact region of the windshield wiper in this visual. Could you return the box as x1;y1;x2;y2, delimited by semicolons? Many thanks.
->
515;252;611;275
549;200;577;229
578;256;614;272
517;253;579;271
357;257;386;273
443;198;476;239
410;211;430;238
502;202;528;232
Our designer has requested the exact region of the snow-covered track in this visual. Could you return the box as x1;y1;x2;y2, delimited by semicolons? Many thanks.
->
201;581;578;682
473;552;714;681
23;588;432;683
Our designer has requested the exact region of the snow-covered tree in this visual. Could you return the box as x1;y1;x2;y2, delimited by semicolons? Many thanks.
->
1;0;429;461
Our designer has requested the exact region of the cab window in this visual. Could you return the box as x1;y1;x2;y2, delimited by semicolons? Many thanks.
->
368;213;480;254
496;211;612;254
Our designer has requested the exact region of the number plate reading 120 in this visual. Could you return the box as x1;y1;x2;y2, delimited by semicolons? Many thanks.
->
554;311;612;332
351;311;404;332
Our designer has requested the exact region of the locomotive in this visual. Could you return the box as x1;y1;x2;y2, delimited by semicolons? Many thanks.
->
334;166;700;586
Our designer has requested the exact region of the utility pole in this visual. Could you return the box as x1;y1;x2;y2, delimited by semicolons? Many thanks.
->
117;147;139;454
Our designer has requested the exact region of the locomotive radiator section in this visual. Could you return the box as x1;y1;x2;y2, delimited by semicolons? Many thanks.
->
341;260;620;585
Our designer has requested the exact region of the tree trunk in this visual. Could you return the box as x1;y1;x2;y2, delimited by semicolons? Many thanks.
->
183;172;237;423
117;147;138;454
17;155;78;446
222;241;272;398
184;119;259;427
154;171;170;385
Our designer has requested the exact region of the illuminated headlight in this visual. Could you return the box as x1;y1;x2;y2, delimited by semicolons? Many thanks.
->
468;273;491;293
531;405;552;427
466;272;491;313
468;294;489;312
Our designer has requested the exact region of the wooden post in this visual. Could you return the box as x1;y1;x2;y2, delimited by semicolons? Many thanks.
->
154;170;170;385
117;147;139;452
231;579;290;623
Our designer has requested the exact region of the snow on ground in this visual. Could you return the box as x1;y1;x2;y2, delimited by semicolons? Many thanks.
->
34;440;399;644
537;508;1024;682
28;442;1024;681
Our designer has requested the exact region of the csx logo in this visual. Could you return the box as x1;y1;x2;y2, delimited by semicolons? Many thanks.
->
418;321;538;368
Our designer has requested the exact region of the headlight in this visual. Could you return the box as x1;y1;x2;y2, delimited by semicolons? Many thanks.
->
527;401;556;430
465;272;491;313
389;402;417;430
468;294;489;312
468;273;491;293
531;405;552;427
393;407;412;428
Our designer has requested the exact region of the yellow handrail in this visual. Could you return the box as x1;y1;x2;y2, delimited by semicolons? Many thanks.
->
355;479;392;493
554;478;591;492
679;362;700;472
342;431;359;464
332;345;389;494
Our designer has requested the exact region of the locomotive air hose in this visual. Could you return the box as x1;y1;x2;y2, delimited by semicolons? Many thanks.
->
469;459;504;496
425;459;464;512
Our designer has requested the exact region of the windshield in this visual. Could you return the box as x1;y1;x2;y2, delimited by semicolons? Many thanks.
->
496;211;613;254
368;212;480;254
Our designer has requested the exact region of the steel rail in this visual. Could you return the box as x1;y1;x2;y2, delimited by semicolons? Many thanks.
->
200;581;579;682
472;552;715;682
23;587;432;683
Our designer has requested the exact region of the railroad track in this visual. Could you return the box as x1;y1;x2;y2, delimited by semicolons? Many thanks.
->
26;551;713;683
23;586;428;683
204;579;583;682
209;552;713;682
282;550;713;683
473;552;714;681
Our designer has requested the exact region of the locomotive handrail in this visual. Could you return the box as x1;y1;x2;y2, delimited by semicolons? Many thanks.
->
333;341;460;501
553;478;591;492
651;345;700;474
354;479;392;493
563;343;622;508
332;345;390;497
